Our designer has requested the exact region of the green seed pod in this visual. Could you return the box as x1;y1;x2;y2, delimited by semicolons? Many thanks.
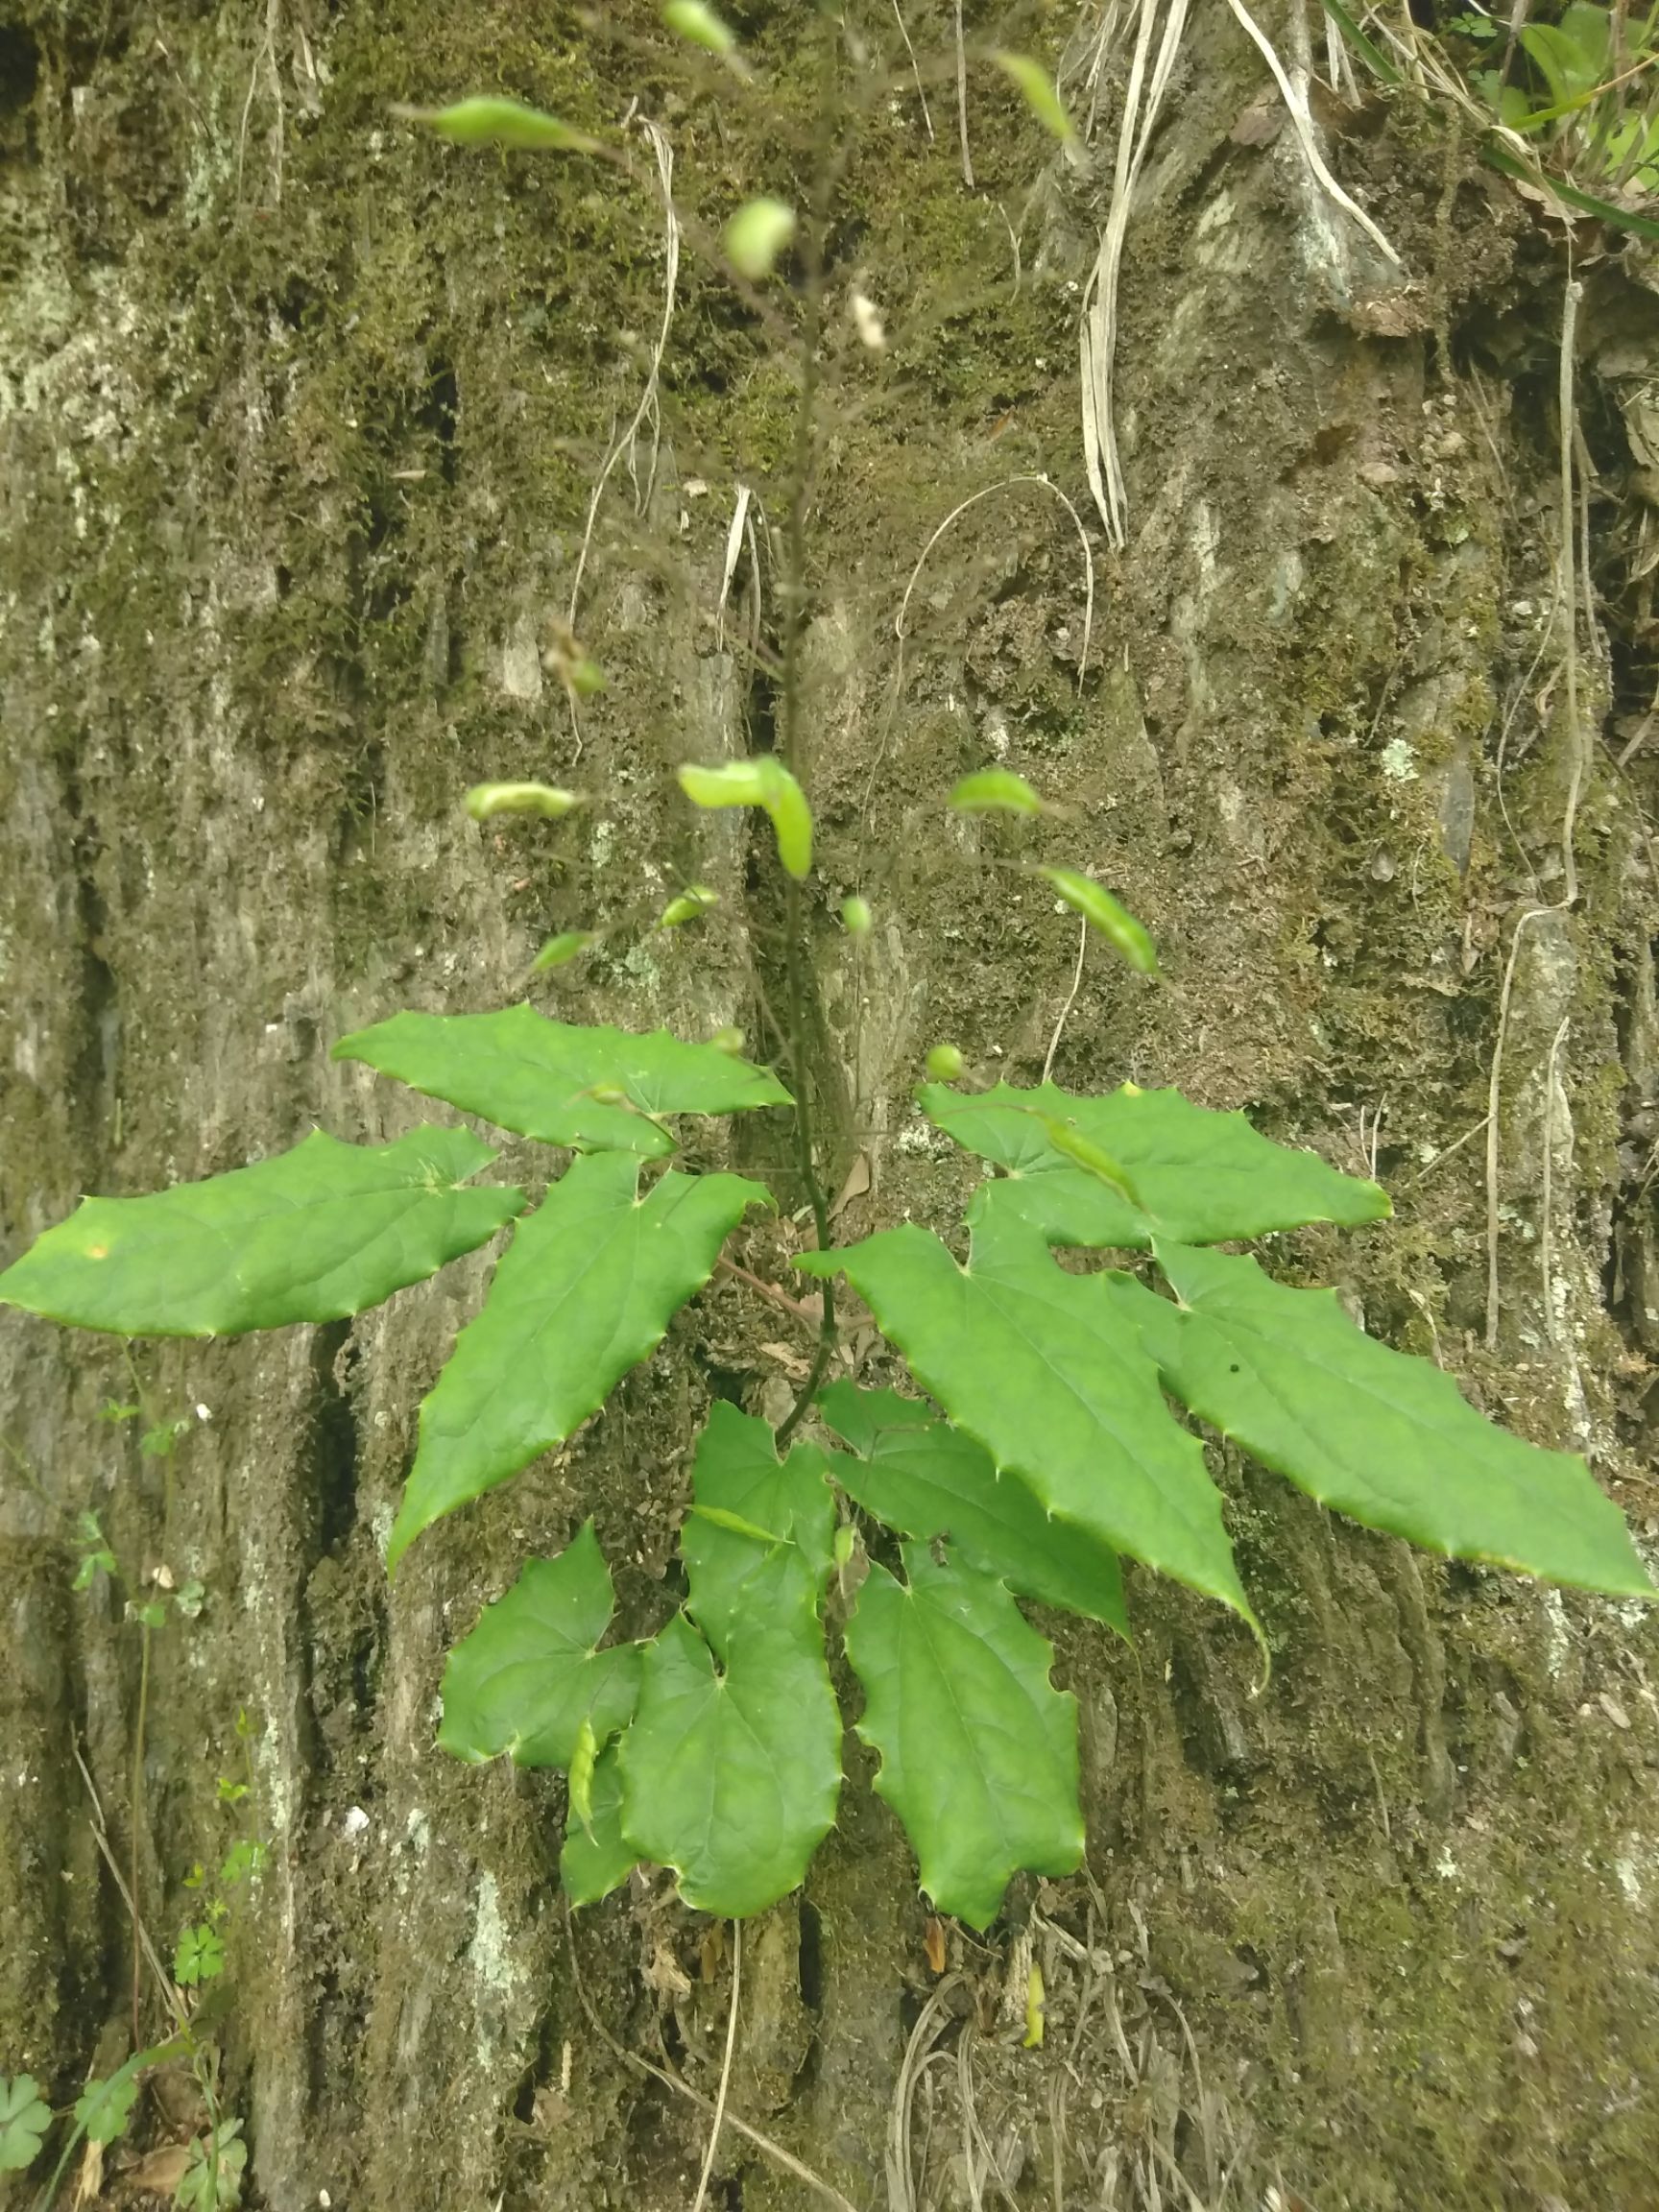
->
724;197;797;280
1037;1116;1142;1207
530;929;598;973
660;884;720;927
948;769;1044;816
465;781;585;822
833;1522;856;1572
567;1718;599;1834
926;1044;965;1083
394;97;600;155
841;896;874;937
1038;865;1159;974
709;1025;746;1055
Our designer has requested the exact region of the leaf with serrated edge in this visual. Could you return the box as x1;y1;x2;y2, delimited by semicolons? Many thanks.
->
438;1523;641;1767
801;1211;1256;1627
1130;1243;1655;1599
690;1402;835;1588
820;1382;1126;1632
920;1080;1388;1248
620;1420;840;1914
621;1557;840;1914
0;1127;521;1338
846;1545;1084;1927
562;1740;636;1906
334;1005;791;1156
390;1153;768;1568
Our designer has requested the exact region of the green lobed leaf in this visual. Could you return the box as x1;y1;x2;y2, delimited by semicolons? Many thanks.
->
396;95;600;154
1112;1244;1656;1599
561;1739;636;1905
688;1402;835;1588
0;1126;522;1337
619;1418;841;1914
438;1523;642;1767
819;1382;1127;1632
844;1544;1084;1927
74;2068;140;2148
921;1079;1389;1248
333;1004;792;1155
801;1209;1256;1627
390;1153;768;1567
0;2075;50;2172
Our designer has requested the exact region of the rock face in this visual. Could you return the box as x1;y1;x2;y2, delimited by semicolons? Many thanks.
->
4;5;1658;2207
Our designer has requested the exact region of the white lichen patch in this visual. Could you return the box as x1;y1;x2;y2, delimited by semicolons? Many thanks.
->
1381;738;1418;781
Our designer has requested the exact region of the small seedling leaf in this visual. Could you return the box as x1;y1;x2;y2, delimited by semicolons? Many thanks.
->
397;96;599;154
438;1523;642;1767
663;0;738;56
1037;866;1158;974
464;781;584;821
990;50;1083;161
949;768;1045;815
820;1382;1126;1631
0;2075;50;2171
724;196;797;279
678;757;813;878
177;2120;246;2212
0;1127;523;1338
1119;1242;1657;1599
845;1545;1084;1926
391;1154;769;1566
334;1004;791;1154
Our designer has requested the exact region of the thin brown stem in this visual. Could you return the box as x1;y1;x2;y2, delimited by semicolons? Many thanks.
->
131;1618;153;2044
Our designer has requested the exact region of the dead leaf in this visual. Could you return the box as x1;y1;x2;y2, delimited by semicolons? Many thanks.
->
643;1936;692;2001
830;1153;872;1221
122;2143;194;2197
530;2086;570;2131
1230;98;1284;146
758;1341;811;1382
925;1918;948;1975
72;2140;104;2209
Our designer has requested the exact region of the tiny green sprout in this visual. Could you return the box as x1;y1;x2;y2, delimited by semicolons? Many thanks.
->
394;96;600;155
678;757;813;878
73;1510;118;1591
949;769;1045;816
709;1025;746;1054
174;1576;206;1620
724;196;797;280
0;2074;51;2172
220;1839;268;1887
182;1862;205;1889
97;1398;141;1424
989;51;1083;165
660;884;720;927
217;1776;250;1807
465;781;584;823
532;929;599;973
174;1923;226;1986
841;895;873;936
1038;865;1159;974
129;1599;167;1630
926;1044;965;1083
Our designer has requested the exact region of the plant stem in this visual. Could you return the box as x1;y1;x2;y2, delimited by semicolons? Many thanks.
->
131;1617;152;2045
775;21;842;1446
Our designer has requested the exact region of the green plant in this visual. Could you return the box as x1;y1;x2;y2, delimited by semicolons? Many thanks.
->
1;11;1653;2145
0;2078;51;2172
3;916;1650;1923
1473;0;1659;191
